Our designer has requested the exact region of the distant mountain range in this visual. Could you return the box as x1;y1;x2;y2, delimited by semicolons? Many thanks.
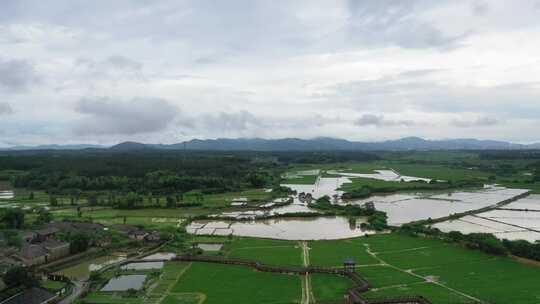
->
2;137;540;152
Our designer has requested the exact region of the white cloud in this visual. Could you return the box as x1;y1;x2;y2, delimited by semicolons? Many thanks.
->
0;102;13;115
0;1;539;145
74;97;178;136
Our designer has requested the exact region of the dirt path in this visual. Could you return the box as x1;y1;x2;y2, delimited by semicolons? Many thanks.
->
154;262;193;304
300;241;312;304
364;244;484;303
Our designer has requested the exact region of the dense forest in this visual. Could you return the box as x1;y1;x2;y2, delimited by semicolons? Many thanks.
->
0;150;379;197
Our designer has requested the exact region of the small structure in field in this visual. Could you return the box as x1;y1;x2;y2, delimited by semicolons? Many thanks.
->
343;258;356;273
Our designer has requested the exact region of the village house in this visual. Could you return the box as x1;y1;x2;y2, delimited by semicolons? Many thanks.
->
110;224;161;242
35;227;59;243
20;231;36;244
18;244;48;266
40;239;70;262
0;255;22;274
42;221;105;236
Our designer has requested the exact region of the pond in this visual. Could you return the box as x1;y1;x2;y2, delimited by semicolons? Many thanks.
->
197;243;224;251
121;261;163;270
143;252;176;260
187;216;373;240
55;255;126;280
101;274;146;292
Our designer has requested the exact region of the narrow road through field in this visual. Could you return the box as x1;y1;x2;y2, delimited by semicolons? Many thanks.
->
154;262;192;304
364;244;484;303
300;241;312;304
59;281;87;304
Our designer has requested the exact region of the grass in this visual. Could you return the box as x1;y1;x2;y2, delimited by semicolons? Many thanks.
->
282;175;318;185
309;239;379;267
388;163;489;182
82;292;143;304
146;262;191;304
41;280;66;290
359;266;424;287
359;234;540;304
162;293;202;304
225;237;303;266
172;262;302;304
310;274;352;301
414;258;540;304
362;282;473;304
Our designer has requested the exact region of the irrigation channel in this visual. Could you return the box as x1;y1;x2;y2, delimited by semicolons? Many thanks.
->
175;255;432;304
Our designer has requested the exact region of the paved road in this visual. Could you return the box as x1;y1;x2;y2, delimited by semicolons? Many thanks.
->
59;280;88;304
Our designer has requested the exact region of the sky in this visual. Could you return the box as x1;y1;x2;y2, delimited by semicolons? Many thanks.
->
0;0;540;146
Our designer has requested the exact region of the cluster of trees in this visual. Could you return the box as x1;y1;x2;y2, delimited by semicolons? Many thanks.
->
0;209;25;229
1;208;53;230
3;266;37;288
275;151;380;164
308;195;388;230
0;230;22;247
2;152;278;197
400;223;540;260
342;179;484;200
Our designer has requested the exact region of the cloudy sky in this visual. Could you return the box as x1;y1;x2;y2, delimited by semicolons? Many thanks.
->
1;0;540;146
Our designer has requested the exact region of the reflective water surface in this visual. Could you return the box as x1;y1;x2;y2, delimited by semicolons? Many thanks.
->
188;216;373;240
101;274;146;292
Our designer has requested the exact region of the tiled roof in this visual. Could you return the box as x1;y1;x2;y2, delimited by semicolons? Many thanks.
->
35;227;59;236
20;244;47;259
41;239;69;250
1;287;56;304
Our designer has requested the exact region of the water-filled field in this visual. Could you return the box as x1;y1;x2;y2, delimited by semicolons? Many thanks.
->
350;186;529;225
187;216;370;240
433;194;540;242
101;274;146;292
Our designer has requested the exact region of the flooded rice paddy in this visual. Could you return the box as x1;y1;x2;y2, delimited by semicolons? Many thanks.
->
433;194;540;242
101;274;146;292
349;186;529;226
143;252;176;260
187;216;373;240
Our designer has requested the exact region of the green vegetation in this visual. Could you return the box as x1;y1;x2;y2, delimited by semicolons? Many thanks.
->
172;263;302;304
340;177;483;200
309;239;378;267
283;174;318;185
225;237;303;266
358;234;540;304
41;280;67;290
